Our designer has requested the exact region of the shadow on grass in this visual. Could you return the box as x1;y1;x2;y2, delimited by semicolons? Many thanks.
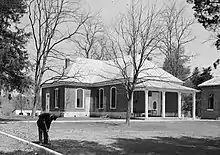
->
112;137;220;155
0;118;21;122
0;116;38;122
32;136;220;155
94;122;122;126
33;140;120;155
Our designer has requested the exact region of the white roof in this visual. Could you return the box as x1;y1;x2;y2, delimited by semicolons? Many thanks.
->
64;57;183;84
137;80;198;92
43;56;198;92
198;77;219;87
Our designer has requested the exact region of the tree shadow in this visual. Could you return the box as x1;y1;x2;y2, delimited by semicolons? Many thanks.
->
32;136;220;155
0;118;21;122
112;136;220;155
94;122;122;126
0;115;37;122
33;139;120;155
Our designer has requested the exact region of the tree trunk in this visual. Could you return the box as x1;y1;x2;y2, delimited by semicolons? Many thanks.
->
126;98;132;125
31;85;40;118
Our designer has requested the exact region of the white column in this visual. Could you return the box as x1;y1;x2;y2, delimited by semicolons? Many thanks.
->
131;91;133;114
145;90;148;119
192;92;196;119
178;92;182;118
162;91;166;118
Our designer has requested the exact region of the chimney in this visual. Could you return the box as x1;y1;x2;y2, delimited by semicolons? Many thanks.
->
64;57;71;69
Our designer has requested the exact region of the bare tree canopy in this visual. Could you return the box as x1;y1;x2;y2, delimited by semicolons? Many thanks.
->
108;0;163;125
72;15;110;60
159;1;195;57
27;0;90;117
159;1;195;81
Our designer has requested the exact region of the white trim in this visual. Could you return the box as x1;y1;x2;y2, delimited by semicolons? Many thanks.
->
145;90;149;119
178;92;182;118
99;88;104;109
14;110;41;116
162;91;166;118
64;111;89;117
46;92;50;112
131;91;134;113
207;109;214;111
134;87;197;94
75;88;84;109
54;88;59;108
192;92;196;119
110;87;117;109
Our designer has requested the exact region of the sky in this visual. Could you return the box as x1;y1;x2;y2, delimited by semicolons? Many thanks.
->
80;0;220;76
23;0;220;78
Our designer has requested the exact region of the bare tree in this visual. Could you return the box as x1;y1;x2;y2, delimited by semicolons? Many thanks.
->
27;0;90;117
159;1;195;79
72;15;110;60
107;0;163;125
163;46;191;80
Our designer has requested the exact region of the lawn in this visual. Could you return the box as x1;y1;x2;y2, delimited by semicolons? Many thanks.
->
0;133;46;155
0;120;220;155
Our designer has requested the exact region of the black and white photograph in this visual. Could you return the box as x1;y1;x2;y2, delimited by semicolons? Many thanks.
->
0;0;220;154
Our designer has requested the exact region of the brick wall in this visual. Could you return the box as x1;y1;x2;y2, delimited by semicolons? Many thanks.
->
201;86;220;119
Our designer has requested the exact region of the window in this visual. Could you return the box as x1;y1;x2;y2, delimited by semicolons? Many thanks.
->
99;88;104;109
54;88;59;108
110;87;117;109
148;91;152;97
76;89;84;108
153;101;157;110
208;94;214;110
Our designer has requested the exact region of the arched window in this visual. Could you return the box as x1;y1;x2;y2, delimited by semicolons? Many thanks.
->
76;88;84;108
153;101;157;110
110;87;117;109
99;88;104;109
208;94;214;110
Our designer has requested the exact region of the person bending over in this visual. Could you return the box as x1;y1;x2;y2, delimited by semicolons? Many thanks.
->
37;112;58;144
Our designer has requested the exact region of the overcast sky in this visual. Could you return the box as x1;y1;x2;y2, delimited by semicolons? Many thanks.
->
24;0;220;77
81;0;220;75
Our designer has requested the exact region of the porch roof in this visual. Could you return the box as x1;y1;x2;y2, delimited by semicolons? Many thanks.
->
136;80;199;93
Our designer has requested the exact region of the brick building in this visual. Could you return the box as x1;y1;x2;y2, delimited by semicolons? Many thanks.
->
199;77;220;119
41;57;198;119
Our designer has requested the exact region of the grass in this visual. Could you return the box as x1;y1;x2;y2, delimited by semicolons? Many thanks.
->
0;119;220;155
0;133;42;155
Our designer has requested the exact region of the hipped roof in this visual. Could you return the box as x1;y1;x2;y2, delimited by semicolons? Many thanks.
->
198;77;220;87
63;56;183;84
43;56;198;93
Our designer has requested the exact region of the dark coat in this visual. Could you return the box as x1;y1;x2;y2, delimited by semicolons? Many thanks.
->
37;113;58;131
